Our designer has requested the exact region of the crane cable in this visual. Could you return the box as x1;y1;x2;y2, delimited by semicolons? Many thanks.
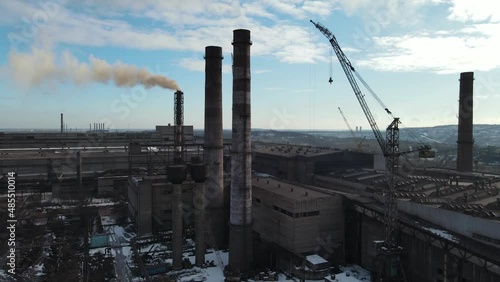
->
330;48;333;79
353;69;429;148
353;70;393;117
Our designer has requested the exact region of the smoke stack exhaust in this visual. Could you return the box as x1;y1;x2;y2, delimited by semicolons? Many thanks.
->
8;48;180;91
204;46;226;247
229;29;253;273
457;72;474;172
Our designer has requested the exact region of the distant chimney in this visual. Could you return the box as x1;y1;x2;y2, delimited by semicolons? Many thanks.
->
60;113;63;133
457;72;474;172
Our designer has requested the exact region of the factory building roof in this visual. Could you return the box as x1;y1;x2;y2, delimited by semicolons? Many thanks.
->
253;176;330;200
255;145;342;158
317;168;500;220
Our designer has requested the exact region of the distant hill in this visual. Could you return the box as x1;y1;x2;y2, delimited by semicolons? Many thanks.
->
249;124;500;148
399;124;500;147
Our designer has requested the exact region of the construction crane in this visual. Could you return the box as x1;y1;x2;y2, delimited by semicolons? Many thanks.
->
338;107;356;138
338;107;368;152
311;20;433;281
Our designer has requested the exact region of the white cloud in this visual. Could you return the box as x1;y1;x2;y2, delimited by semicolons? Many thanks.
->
447;0;500;22
0;1;335;65
357;21;500;73
2;0;499;74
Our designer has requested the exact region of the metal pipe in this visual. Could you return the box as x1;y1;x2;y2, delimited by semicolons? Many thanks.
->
76;151;82;190
172;183;183;269
457;72;474;172
229;29;253;273
191;164;207;267
167;165;186;270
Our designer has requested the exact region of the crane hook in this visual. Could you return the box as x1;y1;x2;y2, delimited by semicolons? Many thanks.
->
328;77;333;84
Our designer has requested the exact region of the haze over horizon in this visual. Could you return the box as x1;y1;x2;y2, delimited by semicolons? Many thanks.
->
0;1;499;130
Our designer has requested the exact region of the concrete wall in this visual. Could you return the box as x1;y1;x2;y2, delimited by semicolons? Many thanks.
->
0;152;129;175
349;208;500;282
398;200;500;242
128;177;153;234
252;184;344;260
128;176;197;234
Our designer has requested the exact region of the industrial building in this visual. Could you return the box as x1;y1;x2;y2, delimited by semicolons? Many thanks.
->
253;146;373;184
252;177;344;275
1;24;500;282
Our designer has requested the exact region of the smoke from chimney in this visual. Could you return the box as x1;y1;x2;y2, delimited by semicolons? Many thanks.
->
7;48;180;91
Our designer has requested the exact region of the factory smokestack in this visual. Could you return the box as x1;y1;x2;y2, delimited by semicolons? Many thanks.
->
174;90;184;163
7;48;180;91
457;72;474;172
60;113;63;133
229;29;253;273
203;46;226;247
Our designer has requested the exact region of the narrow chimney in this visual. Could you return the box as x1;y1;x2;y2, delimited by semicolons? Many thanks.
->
204;46;226;247
174;90;184;163
229;29;253;273
457;72;474;172
60;113;64;133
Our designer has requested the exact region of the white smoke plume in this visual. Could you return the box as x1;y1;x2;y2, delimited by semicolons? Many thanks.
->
7;48;180;91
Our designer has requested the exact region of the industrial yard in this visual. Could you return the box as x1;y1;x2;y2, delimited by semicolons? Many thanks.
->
1;1;500;282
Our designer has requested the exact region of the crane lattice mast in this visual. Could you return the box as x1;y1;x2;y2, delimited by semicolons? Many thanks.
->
310;20;400;248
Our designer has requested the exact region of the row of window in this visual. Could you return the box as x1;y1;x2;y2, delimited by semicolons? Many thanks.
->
272;205;320;218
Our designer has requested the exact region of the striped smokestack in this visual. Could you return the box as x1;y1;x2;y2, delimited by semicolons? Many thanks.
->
204;46;226;247
228;29;253;273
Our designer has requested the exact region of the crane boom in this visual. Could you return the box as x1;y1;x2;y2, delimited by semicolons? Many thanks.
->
338;107;356;139
310;20;388;156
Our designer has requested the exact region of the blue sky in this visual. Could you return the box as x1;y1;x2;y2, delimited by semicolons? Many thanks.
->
0;0;499;131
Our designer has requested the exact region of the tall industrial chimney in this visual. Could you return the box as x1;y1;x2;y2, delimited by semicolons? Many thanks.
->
229;29;253;273
174;90;184;164
60;113;64;133
204;46;226;247
457;72;474;172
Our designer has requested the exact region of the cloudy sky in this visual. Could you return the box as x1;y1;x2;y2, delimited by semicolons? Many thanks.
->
0;0;499;131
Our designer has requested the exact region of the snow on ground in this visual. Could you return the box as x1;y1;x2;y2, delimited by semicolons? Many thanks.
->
421;227;458;243
100;215;116;225
177;250;228;282
174;250;370;282
89;247;108;256
335;265;371;281
33;263;45;277
0;270;16;281
274;264;370;282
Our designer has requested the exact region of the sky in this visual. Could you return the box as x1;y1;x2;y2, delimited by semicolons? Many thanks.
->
0;0;499;131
